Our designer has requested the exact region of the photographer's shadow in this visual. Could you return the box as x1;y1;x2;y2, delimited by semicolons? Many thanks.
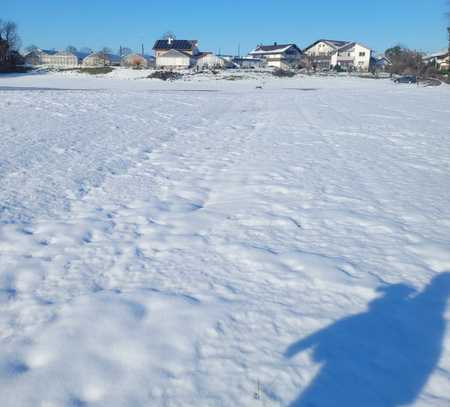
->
285;272;450;407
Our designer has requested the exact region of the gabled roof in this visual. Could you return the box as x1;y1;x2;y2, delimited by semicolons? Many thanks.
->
334;42;372;53
304;39;349;52
376;55;392;63
250;43;302;55
41;49;59;55
158;49;192;59
336;42;356;52
196;52;213;59
424;49;448;59
73;52;90;60
153;39;197;51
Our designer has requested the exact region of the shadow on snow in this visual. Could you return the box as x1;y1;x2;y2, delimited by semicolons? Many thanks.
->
285;272;450;407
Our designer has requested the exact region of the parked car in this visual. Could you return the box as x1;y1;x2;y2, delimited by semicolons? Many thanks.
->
394;75;417;84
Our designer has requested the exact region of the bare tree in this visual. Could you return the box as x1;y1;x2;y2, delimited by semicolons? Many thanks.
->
162;31;176;40
0;19;21;69
0;19;21;51
118;46;132;57
66;45;77;53
100;46;112;54
385;45;425;75
97;47;112;66
25;44;39;53
447;1;450;81
80;47;93;54
0;20;21;50
128;55;145;69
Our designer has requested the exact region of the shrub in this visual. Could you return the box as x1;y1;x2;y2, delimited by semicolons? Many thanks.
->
0;65;32;73
225;75;244;81
272;68;296;78
77;67;114;75
147;71;182;81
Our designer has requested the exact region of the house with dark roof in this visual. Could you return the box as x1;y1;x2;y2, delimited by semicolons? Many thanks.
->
153;37;199;68
372;55;392;72
303;39;351;70
248;43;304;69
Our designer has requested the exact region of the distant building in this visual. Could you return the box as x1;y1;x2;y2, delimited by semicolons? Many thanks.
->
144;55;156;67
304;39;373;72
73;52;90;65
372;55;392;72
153;38;199;69
25;49;78;68
248;43;304;69
330;42;373;72
423;50;450;71
232;57;264;69
82;52;121;67
196;53;232;69
304;39;350;70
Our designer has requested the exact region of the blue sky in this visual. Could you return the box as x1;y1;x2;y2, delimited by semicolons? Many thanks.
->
3;0;449;54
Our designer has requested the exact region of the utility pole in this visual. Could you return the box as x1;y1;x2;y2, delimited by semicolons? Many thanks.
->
237;43;241;58
141;43;145;56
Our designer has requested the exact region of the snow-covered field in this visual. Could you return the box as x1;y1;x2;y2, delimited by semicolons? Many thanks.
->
1;70;450;406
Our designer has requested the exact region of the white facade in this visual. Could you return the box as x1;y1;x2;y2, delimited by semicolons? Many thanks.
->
156;49;192;69
248;44;304;69
304;41;342;57
330;43;372;71
196;54;229;69
424;50;450;70
25;50;78;68
83;53;110;67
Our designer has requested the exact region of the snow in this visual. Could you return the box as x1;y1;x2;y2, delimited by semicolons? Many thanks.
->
0;70;450;406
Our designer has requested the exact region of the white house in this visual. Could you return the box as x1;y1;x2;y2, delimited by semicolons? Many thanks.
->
156;49;193;69
248;43;304;69
82;52;121;67
232;57;264;69
330;42;373;71
153;38;199;69
303;39;349;70
196;53;231;69
25;49;78;68
423;50;450;71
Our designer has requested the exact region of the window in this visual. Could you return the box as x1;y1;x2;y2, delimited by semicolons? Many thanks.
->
359;52;366;57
